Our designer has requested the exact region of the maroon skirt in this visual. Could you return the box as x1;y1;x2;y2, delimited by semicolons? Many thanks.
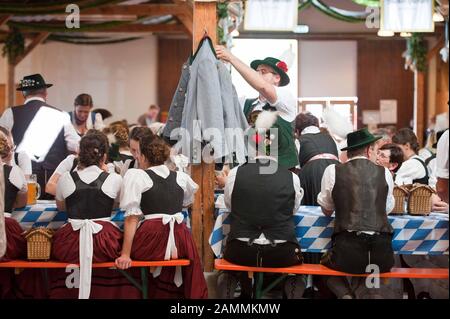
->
0;217;47;299
0;217;26;261
131;219;208;299
48;221;141;299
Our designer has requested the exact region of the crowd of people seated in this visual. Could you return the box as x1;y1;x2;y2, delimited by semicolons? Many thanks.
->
0;71;448;300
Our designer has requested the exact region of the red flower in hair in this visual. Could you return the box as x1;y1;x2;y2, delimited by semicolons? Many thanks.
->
276;61;288;73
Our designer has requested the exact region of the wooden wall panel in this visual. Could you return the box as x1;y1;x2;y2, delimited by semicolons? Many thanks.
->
357;40;414;130
0;84;25;116
157;37;191;122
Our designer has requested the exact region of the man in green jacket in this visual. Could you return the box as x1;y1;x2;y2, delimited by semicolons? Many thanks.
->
215;46;299;170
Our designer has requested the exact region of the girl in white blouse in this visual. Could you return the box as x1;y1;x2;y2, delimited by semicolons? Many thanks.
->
393;128;429;185
52;131;126;299
0;133;27;261
45;129;115;196
0;126;32;177
115;136;207;299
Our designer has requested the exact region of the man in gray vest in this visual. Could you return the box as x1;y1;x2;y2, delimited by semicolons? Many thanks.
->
0;74;80;199
317;128;395;298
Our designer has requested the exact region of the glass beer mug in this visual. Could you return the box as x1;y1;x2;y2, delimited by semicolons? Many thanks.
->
26;174;41;205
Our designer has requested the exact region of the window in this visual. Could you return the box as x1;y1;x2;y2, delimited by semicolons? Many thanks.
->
298;97;358;130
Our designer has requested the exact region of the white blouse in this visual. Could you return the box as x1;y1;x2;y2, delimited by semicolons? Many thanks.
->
55;165;122;201
395;155;428;186
12;151;32;176
2;164;27;193
54;154;115;176
120;165;199;217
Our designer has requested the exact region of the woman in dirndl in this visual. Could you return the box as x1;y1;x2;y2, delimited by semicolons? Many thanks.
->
115;136;208;299
0;131;29;298
50;130;140;299
0;130;28;262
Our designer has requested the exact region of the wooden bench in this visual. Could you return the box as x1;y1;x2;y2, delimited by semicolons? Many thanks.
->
215;259;449;298
0;259;190;299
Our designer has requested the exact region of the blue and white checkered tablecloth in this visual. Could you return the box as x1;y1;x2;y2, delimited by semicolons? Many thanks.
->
10;200;190;230
209;204;449;257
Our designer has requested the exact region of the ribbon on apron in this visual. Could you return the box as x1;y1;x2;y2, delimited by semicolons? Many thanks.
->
143;213;184;287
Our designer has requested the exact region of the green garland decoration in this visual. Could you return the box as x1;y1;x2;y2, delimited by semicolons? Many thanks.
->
298;0;370;23
217;2;229;45
311;0;368;23
0;0;122;15
298;0;312;12
1;27;24;62
7;19;132;33
351;0;380;7
48;34;142;45
407;33;427;72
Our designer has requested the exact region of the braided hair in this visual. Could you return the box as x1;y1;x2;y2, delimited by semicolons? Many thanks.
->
78;130;109;169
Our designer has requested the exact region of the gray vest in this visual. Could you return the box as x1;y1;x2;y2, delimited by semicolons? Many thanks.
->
332;159;393;234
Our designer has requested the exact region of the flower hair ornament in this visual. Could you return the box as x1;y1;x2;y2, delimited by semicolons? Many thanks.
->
276;61;288;73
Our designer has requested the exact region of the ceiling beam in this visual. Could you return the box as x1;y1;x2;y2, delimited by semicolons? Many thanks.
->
86;23;186;33
172;0;193;36
14;32;50;66
81;4;186;16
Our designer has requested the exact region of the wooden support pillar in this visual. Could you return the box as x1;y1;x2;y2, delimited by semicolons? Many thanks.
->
6;61;15;108
191;0;217;272
414;70;426;147
4;32;50;111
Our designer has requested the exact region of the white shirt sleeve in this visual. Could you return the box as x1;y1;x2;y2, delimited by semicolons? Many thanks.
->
395;157;426;185
101;172;122;199
385;167;395;214
317;164;336;212
120;169;152;217
176;171;199;207
268;86;297;122
9;165;27;192
55;171;76;201
0;108;14;131
63;121;81;153
436;130;449;179
54;154;77;176
292;172;303;214
17;152;32;175
224;166;239;211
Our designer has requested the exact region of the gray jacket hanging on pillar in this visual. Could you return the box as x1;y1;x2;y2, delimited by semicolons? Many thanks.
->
179;37;248;164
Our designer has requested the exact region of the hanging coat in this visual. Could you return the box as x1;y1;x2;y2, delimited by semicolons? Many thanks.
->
179;37;248;164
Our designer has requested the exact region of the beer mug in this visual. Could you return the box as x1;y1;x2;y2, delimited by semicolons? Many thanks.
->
26;174;41;206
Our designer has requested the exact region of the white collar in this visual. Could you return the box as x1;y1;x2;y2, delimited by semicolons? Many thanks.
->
120;150;133;156
75;165;103;173
254;155;278;163
347;156;369;162
146;164;170;178
301;126;321;135
24;97;45;104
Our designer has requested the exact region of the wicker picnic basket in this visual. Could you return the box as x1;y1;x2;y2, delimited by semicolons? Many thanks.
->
24;227;54;260
392;185;409;214
407;184;435;216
